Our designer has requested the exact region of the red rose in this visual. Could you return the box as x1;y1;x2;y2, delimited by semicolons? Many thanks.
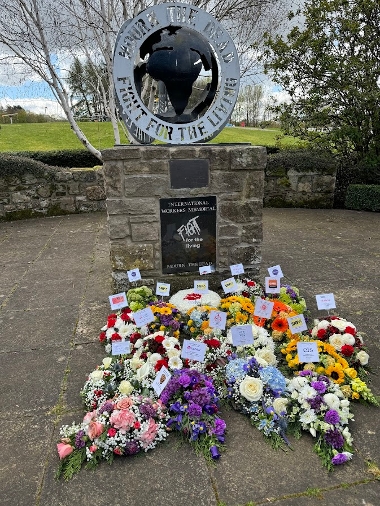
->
242;291;249;298
108;428;117;437
247;281;255;287
341;345;355;357
99;331;106;342
113;447;123;455
129;332;141;344
345;326;356;335
133;421;141;429
317;329;327;340
111;332;122;341
154;335;165;343
204;339;221;349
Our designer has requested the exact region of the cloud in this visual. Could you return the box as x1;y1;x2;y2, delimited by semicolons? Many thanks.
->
0;96;65;118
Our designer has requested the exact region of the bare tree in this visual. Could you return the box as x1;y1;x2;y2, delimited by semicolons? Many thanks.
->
0;0;286;159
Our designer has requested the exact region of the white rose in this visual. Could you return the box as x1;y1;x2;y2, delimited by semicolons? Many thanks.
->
323;393;340;410
149;353;162;366
342;333;355;346
329;333;345;350
356;350;369;366
168;356;183;370
317;320;330;330
135;361;151;381
255;348;277;366
102;357;113;369
291;376;308;390
239;377;263;402
273;397;288;415
118;380;133;395
90;370;103;381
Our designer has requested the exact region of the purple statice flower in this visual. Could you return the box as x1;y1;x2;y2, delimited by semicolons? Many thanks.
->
325;428;344;449
189;387;211;406
75;429;86;449
317;375;331;384
311;381;327;394
324;409;340;425
178;372;192;388
308;395;323;411
212;418;226;436
139;402;157;420
187;402;203;418
124;440;140;455
98;401;114;414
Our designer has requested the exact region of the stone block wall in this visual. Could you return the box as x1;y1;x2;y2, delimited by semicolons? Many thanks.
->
102;145;266;292
264;158;336;208
0;167;106;221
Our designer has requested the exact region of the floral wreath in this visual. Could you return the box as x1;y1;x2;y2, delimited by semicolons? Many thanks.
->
169;288;221;315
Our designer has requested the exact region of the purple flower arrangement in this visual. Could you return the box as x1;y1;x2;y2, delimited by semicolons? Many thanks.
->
162;369;226;462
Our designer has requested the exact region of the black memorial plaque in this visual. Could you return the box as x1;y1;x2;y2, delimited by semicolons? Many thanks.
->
169;159;209;189
160;196;216;274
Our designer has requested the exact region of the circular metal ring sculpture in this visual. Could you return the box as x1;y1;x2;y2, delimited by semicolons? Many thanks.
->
113;2;240;144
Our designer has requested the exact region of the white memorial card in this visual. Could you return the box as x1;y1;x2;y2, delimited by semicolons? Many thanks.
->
194;280;209;294
221;277;238;294
268;264;284;278
316;293;336;310
287;314;308;334
209;310;227;330
254;298;274;319
111;340;131;356
230;325;254;346
127;268;141;282
199;265;212;275
297;342;320;363
265;276;281;294
230;263;244;276
152;366;171;397
133;307;155;328
181;340;207;362
156;282;170;297
109;292;128;310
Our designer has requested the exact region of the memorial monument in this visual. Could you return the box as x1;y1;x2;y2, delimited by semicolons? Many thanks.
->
102;2;266;291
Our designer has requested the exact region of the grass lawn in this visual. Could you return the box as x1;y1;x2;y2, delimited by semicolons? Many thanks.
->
0;121;300;152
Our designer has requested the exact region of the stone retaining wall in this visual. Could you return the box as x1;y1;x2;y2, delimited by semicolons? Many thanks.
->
0;167;106;221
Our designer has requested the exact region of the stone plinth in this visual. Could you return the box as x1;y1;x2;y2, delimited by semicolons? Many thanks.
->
102;144;266;292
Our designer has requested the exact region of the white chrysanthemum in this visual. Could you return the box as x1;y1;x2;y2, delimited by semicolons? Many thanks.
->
162;338;176;349
342;428;353;446
329;333;345;350
298;385;318;403
118;323;136;339
166;348;181;358
323;393;341;410
299;409;317;425
168;356;183;370
289;376;309;390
